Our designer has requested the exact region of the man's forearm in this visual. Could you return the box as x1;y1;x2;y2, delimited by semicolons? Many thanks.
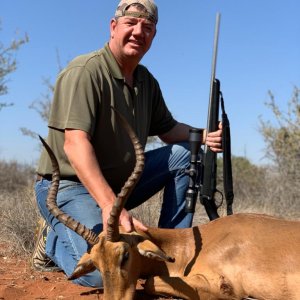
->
159;123;206;145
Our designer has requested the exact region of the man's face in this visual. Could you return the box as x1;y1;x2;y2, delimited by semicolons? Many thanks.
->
110;6;156;62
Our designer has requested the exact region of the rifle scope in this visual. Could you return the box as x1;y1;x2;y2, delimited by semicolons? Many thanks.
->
185;128;202;213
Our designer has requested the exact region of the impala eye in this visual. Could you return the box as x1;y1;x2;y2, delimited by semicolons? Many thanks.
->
121;251;130;267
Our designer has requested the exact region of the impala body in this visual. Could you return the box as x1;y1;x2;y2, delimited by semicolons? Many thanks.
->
40;109;300;300
70;213;300;300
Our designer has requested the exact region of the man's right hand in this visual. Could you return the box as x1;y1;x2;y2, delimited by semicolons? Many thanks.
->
102;204;148;233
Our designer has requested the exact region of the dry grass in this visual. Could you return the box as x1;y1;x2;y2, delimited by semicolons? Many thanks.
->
131;190;163;227
0;185;40;257
0;157;299;260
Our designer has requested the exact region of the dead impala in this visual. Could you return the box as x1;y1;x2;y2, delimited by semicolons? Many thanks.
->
40;109;300;300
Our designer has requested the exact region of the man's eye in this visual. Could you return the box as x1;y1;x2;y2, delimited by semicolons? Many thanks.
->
125;21;136;26
143;24;155;32
144;26;153;32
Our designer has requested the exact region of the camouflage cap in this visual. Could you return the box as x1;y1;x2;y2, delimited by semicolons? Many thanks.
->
115;0;158;24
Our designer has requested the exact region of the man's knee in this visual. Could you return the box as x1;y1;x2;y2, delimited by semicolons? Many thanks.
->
171;142;191;166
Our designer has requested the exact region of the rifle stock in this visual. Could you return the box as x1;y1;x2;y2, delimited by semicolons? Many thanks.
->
200;79;220;220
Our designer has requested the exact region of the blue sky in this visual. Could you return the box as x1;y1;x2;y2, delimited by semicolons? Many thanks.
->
1;0;299;165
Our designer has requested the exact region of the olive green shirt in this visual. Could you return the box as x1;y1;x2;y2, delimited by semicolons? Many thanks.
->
37;43;177;193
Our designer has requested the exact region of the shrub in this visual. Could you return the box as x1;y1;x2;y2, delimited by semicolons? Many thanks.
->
0;185;40;257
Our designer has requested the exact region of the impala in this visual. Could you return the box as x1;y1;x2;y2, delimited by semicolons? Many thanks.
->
40;109;300;300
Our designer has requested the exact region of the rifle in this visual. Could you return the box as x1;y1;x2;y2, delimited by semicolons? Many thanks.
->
185;13;234;220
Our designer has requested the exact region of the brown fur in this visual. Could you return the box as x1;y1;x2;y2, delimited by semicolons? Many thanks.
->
39;117;300;300
70;213;300;300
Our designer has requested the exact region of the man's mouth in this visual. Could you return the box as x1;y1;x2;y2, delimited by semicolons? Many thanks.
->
128;39;143;47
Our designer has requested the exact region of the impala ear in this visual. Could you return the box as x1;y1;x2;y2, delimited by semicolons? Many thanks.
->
68;252;96;280
137;239;175;263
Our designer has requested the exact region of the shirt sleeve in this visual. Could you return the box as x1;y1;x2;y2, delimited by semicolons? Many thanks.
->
48;66;100;135
148;78;178;136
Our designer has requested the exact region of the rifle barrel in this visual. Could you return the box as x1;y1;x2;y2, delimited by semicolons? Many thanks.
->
206;13;221;135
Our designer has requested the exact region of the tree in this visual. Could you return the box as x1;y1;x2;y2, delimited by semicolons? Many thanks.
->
0;20;29;110
259;86;300;215
216;155;267;212
20;77;54;139
20;50;63;139
259;87;300;180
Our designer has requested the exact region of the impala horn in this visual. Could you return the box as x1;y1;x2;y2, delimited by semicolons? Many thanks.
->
106;107;145;242
39;106;144;245
39;136;100;245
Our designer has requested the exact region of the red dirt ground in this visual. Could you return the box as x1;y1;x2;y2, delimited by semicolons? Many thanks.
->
0;254;168;300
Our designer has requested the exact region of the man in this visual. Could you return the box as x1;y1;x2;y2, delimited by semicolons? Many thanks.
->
32;0;223;288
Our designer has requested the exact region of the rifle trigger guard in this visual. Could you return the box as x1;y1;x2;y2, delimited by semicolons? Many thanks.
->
215;189;223;209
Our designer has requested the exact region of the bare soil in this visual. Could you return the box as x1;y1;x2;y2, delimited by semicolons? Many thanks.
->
0;252;165;300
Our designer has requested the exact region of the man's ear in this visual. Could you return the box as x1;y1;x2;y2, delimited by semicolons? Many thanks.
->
137;239;175;263
68;252;96;280
110;18;118;39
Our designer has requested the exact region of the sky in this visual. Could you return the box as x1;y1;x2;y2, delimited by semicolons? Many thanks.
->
1;0;299;166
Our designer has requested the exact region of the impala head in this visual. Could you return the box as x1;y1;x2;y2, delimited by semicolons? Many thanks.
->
70;230;173;300
39;107;173;300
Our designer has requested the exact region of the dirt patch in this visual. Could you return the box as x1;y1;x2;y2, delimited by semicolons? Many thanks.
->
0;254;166;300
0;255;101;299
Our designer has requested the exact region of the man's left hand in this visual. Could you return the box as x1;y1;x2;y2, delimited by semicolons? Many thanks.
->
205;122;223;153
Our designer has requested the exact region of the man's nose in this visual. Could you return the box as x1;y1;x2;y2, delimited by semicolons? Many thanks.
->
132;23;144;37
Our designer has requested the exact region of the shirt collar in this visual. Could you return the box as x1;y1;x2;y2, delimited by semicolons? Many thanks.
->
103;43;146;83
